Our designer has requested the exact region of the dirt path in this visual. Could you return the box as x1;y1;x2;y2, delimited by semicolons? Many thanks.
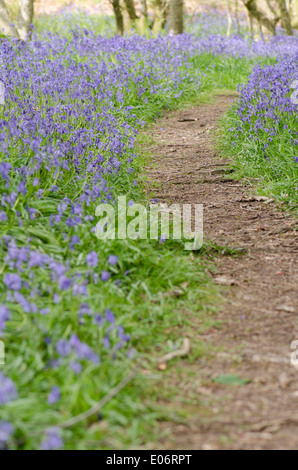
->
146;95;298;450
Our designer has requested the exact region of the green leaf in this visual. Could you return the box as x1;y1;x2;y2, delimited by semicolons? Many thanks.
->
212;374;251;386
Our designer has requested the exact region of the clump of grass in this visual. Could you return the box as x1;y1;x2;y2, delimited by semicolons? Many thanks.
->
219;57;298;209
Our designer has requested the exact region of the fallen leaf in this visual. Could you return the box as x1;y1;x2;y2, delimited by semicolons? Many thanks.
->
213;374;251;386
172;288;184;297
276;305;295;313
181;282;189;291
214;276;239;286
279;372;291;389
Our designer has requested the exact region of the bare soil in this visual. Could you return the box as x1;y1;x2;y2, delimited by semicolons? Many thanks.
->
146;95;298;450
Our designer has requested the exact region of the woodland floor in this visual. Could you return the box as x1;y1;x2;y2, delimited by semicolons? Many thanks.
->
146;95;298;450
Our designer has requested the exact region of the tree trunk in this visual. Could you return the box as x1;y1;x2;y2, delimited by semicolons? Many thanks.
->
16;0;34;41
290;0;298;28
277;0;293;34
152;0;163;34
124;0;138;21
169;0;183;35
112;0;124;35
0;0;19;38
245;6;255;36
121;0;132;32
123;0;139;32
242;0;277;34
235;0;241;34
137;0;148;34
227;0;233;36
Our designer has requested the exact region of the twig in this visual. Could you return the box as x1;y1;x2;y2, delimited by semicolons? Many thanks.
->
60;367;139;429
216;265;246;276
265;220;297;237
157;338;191;365
177;118;197;122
